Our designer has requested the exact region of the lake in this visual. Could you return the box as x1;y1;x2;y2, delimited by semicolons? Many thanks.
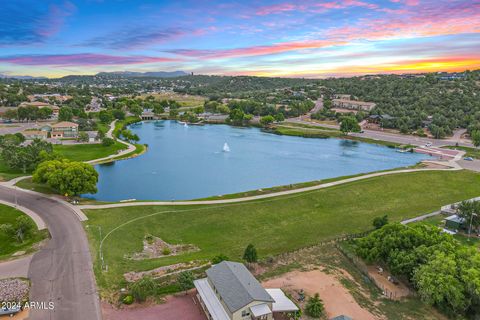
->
86;121;429;201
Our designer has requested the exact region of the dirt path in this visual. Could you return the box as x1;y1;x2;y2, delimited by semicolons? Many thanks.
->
262;269;380;320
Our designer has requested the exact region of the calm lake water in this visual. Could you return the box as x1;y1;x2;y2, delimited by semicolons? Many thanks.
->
86;121;429;201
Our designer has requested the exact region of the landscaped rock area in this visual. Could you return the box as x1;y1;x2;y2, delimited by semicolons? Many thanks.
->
125;235;199;260
124;261;208;282
0;278;29;302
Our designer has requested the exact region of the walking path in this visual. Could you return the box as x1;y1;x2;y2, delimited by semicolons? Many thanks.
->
401;211;442;225
80;165;461;210
87;120;136;164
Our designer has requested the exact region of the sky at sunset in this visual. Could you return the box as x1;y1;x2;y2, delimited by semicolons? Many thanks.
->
0;0;479;78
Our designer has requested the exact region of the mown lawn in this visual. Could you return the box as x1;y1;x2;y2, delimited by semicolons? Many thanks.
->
53;141;127;162
0;204;48;260
84;170;480;291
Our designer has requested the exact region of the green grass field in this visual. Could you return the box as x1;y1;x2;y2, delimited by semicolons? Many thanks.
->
83;170;480;291
0;157;29;181
53;141;127;162
0;204;48;260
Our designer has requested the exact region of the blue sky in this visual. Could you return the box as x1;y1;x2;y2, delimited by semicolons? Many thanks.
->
0;0;479;77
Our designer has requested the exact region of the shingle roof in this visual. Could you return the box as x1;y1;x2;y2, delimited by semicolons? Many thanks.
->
206;261;274;313
51;121;78;128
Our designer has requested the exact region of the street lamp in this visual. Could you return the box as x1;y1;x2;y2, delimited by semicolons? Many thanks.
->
468;212;478;241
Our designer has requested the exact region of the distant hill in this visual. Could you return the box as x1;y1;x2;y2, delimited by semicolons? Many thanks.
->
95;71;189;78
0;73;47;80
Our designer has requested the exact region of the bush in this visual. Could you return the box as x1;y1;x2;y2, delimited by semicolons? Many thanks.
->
122;295;134;305
305;293;324;318
212;254;229;264
130;276;158;302
178;271;194;294
102;137;115;147
372;215;389;229
162;248;171;255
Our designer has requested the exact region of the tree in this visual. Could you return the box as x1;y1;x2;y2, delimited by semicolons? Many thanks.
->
102;137;115;146
58;106;74;121
243;244;258;263
274;113;285;122
112;109;125;120
457;200;480;233
340;116;361;135
372;215;389;229
178;271;194;294
471;130;480;148
1;139;53;173
260;115;275;127
77;132;89;143
0;215;36;243
305;293;324;318
33;159;98;196
98;110;114;124
212;254;229;264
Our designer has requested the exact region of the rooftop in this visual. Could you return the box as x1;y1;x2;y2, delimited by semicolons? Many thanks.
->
206;261;274;313
51;121;79;128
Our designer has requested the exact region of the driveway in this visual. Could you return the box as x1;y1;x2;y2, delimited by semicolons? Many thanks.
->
0;256;32;280
102;293;205;320
0;186;101;320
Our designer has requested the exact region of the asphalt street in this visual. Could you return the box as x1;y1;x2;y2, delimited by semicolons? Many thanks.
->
0;186;101;320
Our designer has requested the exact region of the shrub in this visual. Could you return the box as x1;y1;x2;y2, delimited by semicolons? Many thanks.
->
178;271;194;294
305;293;324;318
122;295;134;305
130;276;158;302
102;137;115;147
162;248;171;255
212;254;229;264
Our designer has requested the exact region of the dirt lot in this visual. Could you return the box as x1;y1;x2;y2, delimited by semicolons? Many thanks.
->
366;266;411;300
102;292;205;320
262;269;380;320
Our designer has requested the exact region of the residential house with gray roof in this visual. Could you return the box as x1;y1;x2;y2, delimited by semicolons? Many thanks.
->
194;261;298;320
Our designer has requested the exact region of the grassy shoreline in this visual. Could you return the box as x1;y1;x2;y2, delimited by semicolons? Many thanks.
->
83;170;480;293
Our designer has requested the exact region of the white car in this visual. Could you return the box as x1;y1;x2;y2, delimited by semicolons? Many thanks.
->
0;305;21;317
425;142;432;147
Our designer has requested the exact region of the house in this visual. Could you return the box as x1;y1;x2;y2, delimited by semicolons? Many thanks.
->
332;99;376;112
85;131;99;143
51;121;79;138
21;130;48;140
444;214;465;231
194;261;298;320
141;110;157;120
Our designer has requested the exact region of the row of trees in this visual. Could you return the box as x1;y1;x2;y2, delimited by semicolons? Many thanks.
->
356;223;480;317
0;135;53;173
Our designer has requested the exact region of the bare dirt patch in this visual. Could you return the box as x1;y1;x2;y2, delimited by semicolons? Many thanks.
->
125;235;199;260
366;266;411;300
102;292;206;320
262;269;380;320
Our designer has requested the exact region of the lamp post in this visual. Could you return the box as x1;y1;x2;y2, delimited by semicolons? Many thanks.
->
468;212;477;241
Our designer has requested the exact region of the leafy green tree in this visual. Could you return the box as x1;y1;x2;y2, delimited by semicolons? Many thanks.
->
33;159;98;196
0;215;36;243
1;139;53;173
260;115;275;127
102;137;115;146
305;293;324;318
58;106;74;121
77;132;89;142
372;215;389;229
98;110;114;124
178;271;194;294
243;244;258;263
274;113;285;122
471;130;480;148
457;200;480;233
112;109;126;120
340;116;361;135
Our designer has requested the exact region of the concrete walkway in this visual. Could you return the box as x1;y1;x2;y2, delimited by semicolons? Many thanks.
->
80;166;461;210
87;119;136;164
401;211;441;225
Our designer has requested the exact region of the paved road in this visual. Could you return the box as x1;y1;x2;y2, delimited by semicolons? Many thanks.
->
0;186;101;320
0;255;32;280
288;117;473;148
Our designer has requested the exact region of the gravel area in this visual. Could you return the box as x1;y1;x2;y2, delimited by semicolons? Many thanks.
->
0;278;29;302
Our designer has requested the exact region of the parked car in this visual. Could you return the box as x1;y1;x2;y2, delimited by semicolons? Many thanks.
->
464;157;474;161
0;305;21;317
425;142;432;147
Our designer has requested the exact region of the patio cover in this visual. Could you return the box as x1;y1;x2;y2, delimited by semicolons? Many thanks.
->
266;288;299;312
250;303;272;317
194;278;230;320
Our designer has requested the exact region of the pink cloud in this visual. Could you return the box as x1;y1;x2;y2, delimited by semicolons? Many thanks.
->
170;39;344;59
255;0;378;15
0;54;179;66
